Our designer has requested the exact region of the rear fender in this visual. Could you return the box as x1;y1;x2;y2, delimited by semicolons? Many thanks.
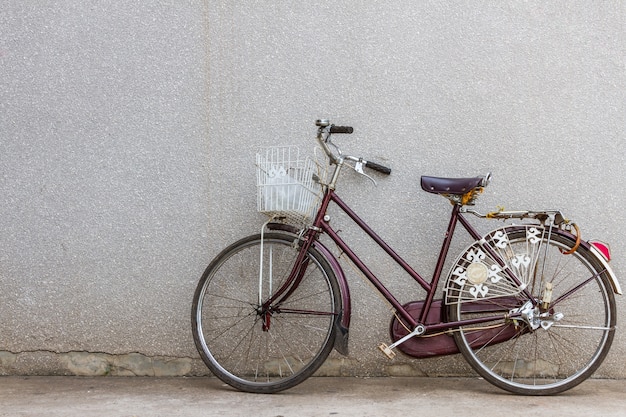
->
585;240;622;295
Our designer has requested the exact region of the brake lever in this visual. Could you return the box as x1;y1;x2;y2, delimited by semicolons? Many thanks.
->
354;159;377;186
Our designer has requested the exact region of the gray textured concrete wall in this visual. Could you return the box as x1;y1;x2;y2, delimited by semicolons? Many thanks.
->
1;1;625;378
1;2;211;375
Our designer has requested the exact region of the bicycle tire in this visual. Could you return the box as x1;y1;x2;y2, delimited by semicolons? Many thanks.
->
446;225;616;395
192;232;341;393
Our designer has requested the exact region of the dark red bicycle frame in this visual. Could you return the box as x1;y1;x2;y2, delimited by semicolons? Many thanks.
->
264;185;532;335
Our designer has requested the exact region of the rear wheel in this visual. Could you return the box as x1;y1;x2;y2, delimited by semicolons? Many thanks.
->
447;226;616;395
192;232;341;393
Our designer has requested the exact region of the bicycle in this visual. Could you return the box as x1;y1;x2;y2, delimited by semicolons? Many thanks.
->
192;119;621;395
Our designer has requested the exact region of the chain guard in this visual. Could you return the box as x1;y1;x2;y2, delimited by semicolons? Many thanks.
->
389;299;522;359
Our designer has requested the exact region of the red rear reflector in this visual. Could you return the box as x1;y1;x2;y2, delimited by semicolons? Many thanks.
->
590;240;611;261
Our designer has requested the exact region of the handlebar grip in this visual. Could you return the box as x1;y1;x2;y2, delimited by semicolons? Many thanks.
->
365;161;391;175
329;125;353;134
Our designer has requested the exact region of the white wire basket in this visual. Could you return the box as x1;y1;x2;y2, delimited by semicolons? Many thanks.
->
256;146;322;226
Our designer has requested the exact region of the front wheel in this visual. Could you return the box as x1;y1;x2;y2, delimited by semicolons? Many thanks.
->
446;225;616;395
192;232;341;393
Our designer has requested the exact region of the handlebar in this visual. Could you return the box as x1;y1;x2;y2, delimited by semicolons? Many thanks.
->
315;119;392;176
329;125;354;134
364;160;392;175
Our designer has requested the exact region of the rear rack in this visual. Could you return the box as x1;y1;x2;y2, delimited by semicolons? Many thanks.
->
461;208;568;226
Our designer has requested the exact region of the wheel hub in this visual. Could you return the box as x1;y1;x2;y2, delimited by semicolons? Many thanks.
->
257;305;275;332
513;300;564;331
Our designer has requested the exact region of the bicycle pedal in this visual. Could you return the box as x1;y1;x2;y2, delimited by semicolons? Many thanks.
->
378;343;396;359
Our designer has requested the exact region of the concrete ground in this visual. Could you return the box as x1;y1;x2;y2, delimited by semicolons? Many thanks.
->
0;376;624;417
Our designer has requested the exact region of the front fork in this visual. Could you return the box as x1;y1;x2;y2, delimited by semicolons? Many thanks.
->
257;225;317;332
260;308;272;332
258;260;312;332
